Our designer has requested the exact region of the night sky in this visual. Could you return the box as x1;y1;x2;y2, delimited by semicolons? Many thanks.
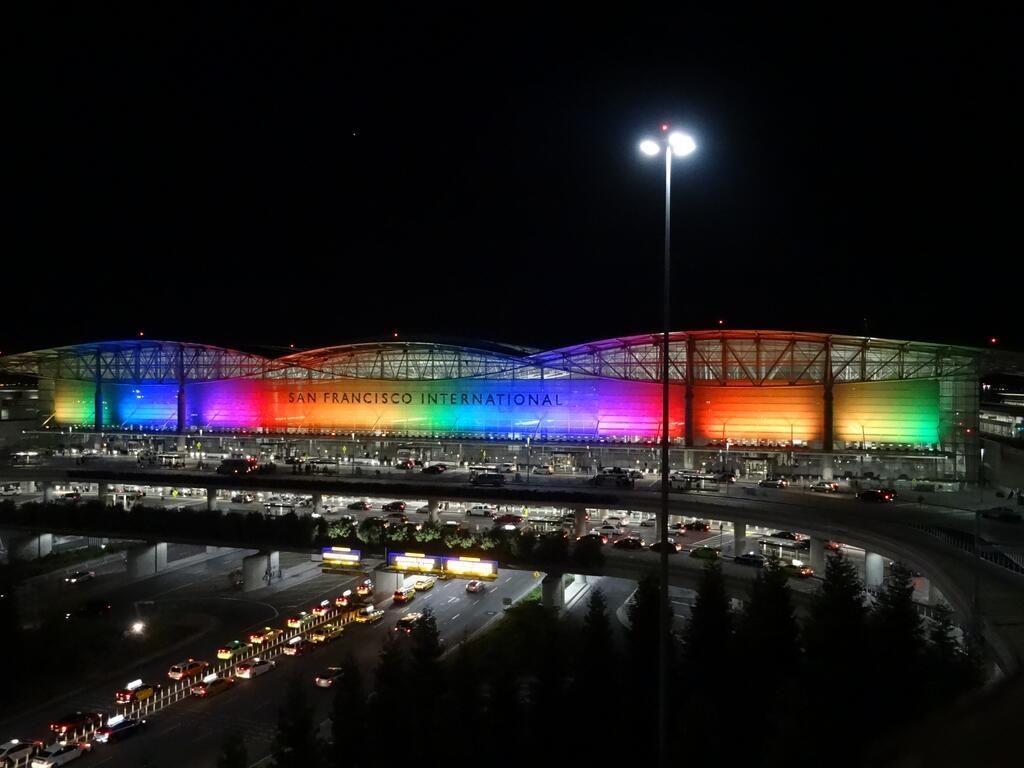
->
8;5;1021;357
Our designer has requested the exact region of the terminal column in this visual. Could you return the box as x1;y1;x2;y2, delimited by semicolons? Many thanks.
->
426;499;441;525
541;573;564;610
733;522;747;554
865;552;885;589
11;533;53;560
206;488;218;512
820;455;834;481
241;551;280;591
312;492;323;517
573;505;589;538
126;543;168;578
809;537;826;573
98;481;112;507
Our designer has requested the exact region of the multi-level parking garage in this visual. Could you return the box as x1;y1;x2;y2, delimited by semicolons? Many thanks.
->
2;331;1023;486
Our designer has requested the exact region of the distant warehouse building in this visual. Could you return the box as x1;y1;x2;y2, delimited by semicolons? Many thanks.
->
2;331;1022;484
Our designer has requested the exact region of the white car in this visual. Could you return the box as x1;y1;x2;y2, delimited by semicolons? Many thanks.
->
235;658;276;679
466;505;495;517
597;524;622;538
1;740;39;765
31;743;85;768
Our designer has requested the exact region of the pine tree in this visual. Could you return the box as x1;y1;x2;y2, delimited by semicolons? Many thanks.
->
271;675;320;768
330;654;365;768
803;551;868;764
924;602;984;702
367;635;407;744
869;562;924;699
409;608;445;751
733;558;802;763
572;588;621;762
679;559;732;751
217;732;247;768
625;571;661;680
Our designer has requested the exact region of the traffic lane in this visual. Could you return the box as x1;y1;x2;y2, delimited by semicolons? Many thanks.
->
0;593;280;741
82;571;531;768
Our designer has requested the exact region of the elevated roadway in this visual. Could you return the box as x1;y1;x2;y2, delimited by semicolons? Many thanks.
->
4;462;1023;674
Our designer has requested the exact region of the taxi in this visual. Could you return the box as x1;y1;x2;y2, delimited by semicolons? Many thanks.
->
167;659;209;680
355;579;374;598
309;623;344;644
354;606;384;624
114;679;161;705
285;612;313;629
216;640;252;660
311;600;332;617
190;674;236;698
248;627;284;644
333;593;351;608
413;576;436;591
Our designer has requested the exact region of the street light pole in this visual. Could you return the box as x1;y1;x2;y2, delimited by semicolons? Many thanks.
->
640;123;696;768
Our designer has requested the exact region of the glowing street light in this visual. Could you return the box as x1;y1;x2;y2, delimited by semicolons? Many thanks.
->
639;121;697;768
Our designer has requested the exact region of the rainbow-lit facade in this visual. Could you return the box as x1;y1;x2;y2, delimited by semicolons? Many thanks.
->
5;332;1018;466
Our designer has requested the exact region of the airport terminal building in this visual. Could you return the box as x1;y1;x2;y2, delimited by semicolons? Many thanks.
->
2;331;1022;484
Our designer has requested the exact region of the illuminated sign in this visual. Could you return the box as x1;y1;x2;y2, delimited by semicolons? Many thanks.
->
444;556;498;579
322;546;361;566
387;552;498;580
389;552;441;573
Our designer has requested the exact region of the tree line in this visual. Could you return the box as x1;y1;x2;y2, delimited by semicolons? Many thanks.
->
218;552;985;768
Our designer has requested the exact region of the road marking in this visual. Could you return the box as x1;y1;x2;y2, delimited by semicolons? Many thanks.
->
446;596;458;604
450;613;460;621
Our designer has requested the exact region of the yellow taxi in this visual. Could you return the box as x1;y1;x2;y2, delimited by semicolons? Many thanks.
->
248;627;284;644
309;623;344;643
413;576;436;591
114;679;161;705
286;612;313;629
216;640;252;660
354;608;385;624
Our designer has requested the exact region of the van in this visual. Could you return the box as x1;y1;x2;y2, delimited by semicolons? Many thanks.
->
471;472;506;487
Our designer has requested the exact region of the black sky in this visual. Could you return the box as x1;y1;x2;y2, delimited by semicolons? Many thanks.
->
9;4;1022;357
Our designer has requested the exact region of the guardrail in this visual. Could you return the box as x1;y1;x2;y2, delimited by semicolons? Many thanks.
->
911;524;1024;577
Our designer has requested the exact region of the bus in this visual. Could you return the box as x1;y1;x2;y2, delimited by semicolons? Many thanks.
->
758;536;810;561
471;472;506;487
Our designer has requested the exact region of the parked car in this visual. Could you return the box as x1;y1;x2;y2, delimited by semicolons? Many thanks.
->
648;540;681;554
734;551;766;567
689;546;721;560
758;478;788;489
809;480;839;493
856;489;895;503
612;536;646;550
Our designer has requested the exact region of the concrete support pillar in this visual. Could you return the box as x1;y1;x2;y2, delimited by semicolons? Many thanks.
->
206;488;218;512
98;482;112;507
312;492;324;517
809;537;826;573
241;551;280;591
573;505;589;538
821;454;834;481
41;483;54;504
682;450;695;470
377;568;405;596
12;533;53;561
126;542;168;578
541;573;564;610
733;522;747;554
426;499;441;525
865;552;885;588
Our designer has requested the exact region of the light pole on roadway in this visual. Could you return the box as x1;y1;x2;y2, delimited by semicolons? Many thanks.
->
639;122;696;768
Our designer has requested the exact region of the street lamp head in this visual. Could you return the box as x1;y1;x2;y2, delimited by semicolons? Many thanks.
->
668;131;697;157
640;139;661;156
639;131;697;158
